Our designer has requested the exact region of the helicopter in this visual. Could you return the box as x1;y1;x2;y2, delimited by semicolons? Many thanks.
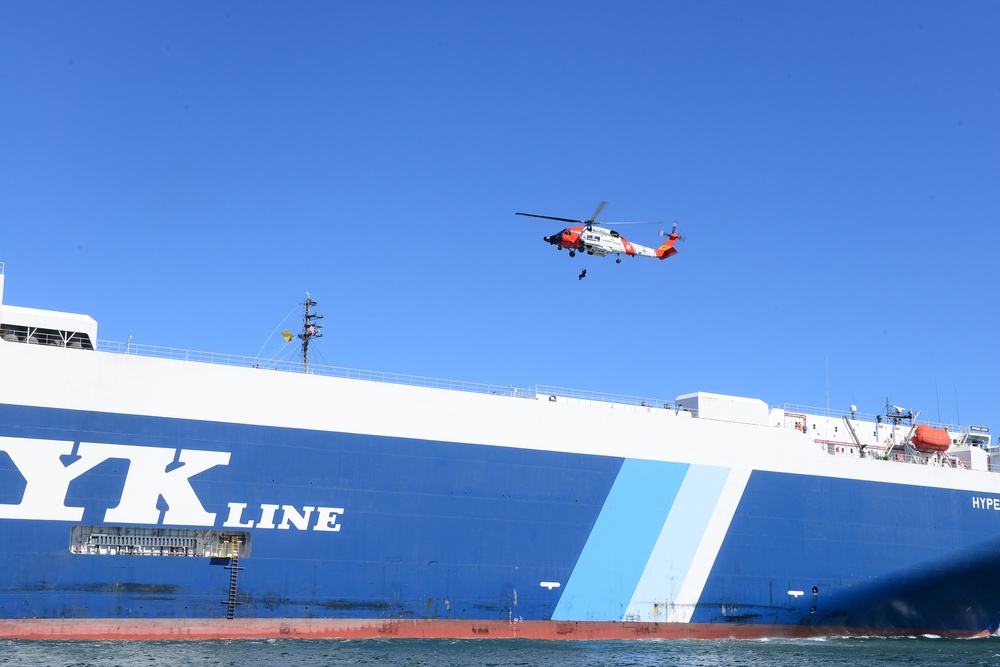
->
516;201;682;264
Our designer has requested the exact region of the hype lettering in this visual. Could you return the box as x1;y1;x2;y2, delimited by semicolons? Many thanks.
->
972;496;1000;511
0;437;229;525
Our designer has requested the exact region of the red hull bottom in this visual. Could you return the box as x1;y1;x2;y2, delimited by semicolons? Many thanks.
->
0;618;987;641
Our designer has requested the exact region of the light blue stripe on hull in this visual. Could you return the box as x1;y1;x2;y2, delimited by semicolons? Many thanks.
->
626;463;733;621
552;459;690;621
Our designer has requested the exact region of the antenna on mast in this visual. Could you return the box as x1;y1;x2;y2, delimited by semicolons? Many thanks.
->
297;292;323;373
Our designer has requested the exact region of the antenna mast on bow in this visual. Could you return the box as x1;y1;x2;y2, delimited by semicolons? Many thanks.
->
297;293;323;373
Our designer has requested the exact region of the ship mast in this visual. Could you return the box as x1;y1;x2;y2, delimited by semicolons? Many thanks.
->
297;293;323;373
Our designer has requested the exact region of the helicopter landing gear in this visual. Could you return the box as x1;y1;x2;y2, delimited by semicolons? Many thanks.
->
616;258;621;264
569;251;576;257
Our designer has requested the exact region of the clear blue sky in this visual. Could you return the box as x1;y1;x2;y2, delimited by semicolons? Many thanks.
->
2;1;998;428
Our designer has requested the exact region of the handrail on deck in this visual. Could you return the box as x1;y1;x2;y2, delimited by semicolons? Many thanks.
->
97;339;532;399
94;339;677;408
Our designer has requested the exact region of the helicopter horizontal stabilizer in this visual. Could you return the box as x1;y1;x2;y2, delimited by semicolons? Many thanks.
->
655;243;679;260
655;233;680;260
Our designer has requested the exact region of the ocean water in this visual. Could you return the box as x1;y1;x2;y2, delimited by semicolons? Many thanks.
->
3;637;1000;667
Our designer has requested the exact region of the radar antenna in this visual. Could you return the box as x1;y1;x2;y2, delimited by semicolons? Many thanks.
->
297;293;324;373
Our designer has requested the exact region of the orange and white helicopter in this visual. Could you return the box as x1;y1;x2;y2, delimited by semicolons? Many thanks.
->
516;201;682;263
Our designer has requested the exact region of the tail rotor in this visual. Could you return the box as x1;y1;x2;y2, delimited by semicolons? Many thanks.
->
659;221;685;242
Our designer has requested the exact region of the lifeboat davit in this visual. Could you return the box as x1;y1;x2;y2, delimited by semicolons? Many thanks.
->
911;424;951;453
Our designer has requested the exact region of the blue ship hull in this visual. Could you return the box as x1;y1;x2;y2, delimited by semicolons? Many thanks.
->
3;401;999;638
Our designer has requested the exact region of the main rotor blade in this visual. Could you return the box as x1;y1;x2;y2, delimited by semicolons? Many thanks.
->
599;220;668;226
516;212;583;224
588;200;607;223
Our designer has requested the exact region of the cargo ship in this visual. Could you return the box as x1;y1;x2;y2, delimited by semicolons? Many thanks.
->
1;260;999;640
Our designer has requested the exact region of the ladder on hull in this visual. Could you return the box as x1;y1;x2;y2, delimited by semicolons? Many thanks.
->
223;535;244;620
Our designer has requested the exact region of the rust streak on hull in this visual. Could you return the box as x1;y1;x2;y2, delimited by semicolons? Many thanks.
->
0;619;989;641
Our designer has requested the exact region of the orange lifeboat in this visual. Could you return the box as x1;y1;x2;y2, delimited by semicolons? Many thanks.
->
911;424;951;453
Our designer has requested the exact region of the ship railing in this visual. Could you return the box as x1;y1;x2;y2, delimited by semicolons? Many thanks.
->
784;403;881;425
93;339;681;409
99;340;261;367
784;403;968;435
97;339;533;398
536;384;680;412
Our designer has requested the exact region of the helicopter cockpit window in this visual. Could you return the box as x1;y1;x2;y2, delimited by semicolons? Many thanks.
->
610;230;620;237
